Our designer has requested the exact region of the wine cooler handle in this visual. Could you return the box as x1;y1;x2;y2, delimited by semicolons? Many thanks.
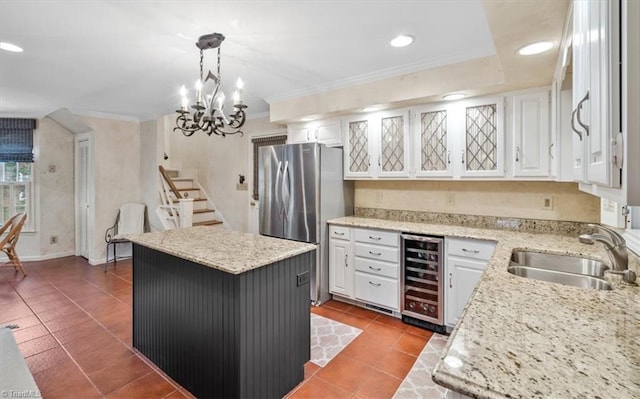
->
449;273;453;288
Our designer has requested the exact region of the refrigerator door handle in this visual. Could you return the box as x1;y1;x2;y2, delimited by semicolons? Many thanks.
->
282;160;290;220
275;161;283;218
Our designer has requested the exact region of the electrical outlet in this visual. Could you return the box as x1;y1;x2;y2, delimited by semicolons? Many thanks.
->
48;165;56;173
296;271;309;287
50;235;57;244
542;196;554;210
445;193;455;206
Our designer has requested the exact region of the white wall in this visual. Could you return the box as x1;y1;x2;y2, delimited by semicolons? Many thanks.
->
140;118;164;232
80;115;141;264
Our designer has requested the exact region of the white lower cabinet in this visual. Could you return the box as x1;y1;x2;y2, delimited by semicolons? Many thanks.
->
354;272;399;309
328;225;400;311
444;238;496;328
329;227;353;298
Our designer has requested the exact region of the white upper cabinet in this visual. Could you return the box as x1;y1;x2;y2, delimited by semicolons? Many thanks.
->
344;115;373;178
459;96;505;178
287;118;342;147
413;103;454;178
344;110;410;179
376;110;411;178
510;90;551;177
572;0;621;188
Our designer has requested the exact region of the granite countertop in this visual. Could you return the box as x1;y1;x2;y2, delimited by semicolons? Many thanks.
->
127;226;316;274
328;216;640;399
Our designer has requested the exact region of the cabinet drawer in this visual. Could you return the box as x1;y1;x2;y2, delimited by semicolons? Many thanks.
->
355;272;399;310
355;243;399;263
329;225;351;240
354;228;399;247
447;238;496;261
355;257;399;279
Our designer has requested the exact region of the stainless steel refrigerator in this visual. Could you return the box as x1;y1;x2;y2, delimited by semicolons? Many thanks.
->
259;142;353;305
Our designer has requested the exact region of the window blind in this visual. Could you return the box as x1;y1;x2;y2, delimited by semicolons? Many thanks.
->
0;118;36;162
251;135;287;200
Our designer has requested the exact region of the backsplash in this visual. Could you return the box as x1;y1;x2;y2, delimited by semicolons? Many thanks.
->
354;207;590;236
355;181;600;223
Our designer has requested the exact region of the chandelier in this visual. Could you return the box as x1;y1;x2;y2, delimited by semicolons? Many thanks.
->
174;33;247;137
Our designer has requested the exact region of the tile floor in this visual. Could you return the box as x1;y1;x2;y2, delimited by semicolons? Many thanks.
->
0;256;436;398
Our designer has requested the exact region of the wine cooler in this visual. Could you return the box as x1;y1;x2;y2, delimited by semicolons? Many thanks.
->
400;234;445;331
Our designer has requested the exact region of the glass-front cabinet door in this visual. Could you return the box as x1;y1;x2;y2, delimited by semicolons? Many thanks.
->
414;104;453;177
460;96;505;177
376;110;411;178
343;116;373;178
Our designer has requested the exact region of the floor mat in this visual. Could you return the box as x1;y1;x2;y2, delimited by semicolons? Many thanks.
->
310;313;362;367
393;333;450;398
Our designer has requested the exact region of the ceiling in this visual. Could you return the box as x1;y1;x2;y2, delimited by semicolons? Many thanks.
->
0;1;567;122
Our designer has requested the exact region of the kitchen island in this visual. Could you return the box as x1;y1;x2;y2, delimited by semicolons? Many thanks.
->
127;226;316;399
329;216;640;399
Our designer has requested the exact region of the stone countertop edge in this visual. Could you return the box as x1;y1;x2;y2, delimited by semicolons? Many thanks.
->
126;226;317;275
328;216;640;399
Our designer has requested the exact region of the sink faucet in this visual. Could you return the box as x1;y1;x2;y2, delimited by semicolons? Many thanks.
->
579;224;637;285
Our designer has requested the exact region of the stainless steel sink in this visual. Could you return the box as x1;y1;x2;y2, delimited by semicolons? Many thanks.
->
510;251;609;277
508;265;613;290
508;250;612;290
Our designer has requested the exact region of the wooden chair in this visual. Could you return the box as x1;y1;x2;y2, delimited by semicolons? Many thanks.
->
0;213;28;276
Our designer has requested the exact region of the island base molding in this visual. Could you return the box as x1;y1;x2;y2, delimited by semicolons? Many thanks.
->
132;244;314;398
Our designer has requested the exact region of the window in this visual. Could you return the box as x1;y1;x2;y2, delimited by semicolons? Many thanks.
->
251;135;287;200
0;162;34;231
0;118;36;232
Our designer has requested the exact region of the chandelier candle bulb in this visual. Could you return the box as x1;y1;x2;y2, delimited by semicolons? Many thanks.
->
195;79;203;104
233;90;241;106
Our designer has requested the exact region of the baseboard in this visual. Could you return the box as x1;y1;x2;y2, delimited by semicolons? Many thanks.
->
6;251;76;262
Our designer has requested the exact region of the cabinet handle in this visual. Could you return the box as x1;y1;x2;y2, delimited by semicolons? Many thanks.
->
306;131;310;141
549;143;554;159
378;155;381;167
369;251;381;256
449;273;453;288
461;150;465;164
334;231;345;236
447;151;451;165
570;109;583;141
461;248;480;254
368;235;381;241
315;130;319;140
575;90;590;137
345;254;348;267
515;146;520;162
367;155;371;167
368;266;382;271
368;281;382;287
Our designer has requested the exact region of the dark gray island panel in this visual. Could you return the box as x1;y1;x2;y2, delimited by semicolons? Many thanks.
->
133;243;313;399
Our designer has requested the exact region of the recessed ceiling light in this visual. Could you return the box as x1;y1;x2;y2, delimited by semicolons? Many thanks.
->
0;42;23;53
300;117;313;122
443;93;466;101
517;41;554;56
362;106;380;112
390;35;414;48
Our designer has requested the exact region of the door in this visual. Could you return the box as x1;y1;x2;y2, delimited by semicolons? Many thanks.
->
414;104;453;177
445;257;485;327
511;91;550;177
258;145;285;238
75;134;91;259
343;116;373;179
329;238;352;297
459;96;505;178
376;110;411;178
283;143;318;243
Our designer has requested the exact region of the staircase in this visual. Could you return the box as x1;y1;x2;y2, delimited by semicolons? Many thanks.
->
157;166;226;230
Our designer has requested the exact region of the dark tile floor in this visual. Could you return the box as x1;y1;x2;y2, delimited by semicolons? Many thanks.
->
1;256;433;398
